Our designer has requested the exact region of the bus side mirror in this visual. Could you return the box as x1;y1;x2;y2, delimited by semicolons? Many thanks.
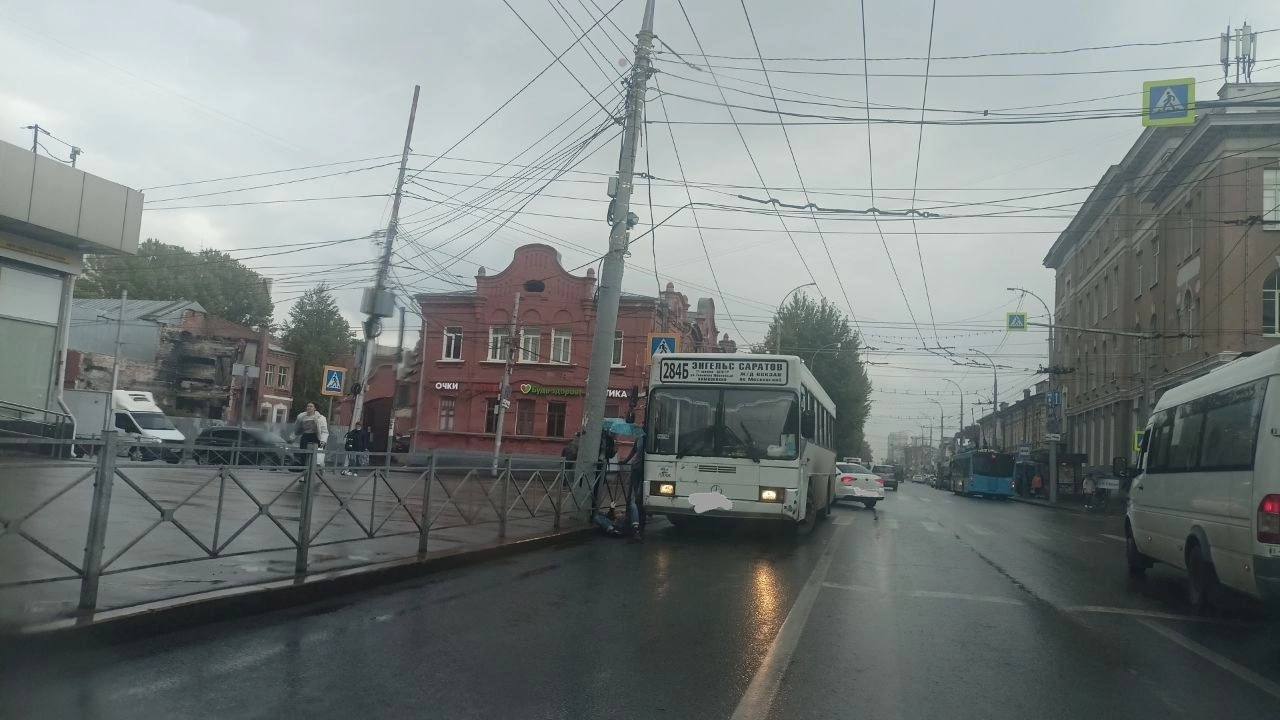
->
801;410;816;440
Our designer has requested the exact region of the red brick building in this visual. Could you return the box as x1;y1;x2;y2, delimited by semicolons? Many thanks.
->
408;243;734;455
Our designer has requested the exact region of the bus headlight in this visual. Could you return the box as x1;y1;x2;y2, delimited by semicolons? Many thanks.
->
759;487;783;503
651;481;676;497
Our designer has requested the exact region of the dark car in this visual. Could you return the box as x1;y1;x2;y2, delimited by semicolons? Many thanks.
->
872;464;900;491
193;426;295;466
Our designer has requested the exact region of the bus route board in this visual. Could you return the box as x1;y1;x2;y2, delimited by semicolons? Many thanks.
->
657;358;789;385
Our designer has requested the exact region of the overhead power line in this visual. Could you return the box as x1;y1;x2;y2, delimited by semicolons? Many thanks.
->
653;27;1278;63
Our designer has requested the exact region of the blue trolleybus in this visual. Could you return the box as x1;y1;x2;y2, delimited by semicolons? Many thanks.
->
949;449;1016;498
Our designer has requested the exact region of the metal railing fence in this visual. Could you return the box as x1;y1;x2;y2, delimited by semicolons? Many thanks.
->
0;433;616;619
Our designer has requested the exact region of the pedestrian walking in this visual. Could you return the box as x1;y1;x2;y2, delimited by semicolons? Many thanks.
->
342;421;371;476
620;425;647;542
294;402;329;480
1031;472;1044;498
1083;474;1097;508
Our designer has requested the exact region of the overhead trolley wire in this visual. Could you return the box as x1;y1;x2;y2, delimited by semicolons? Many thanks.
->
736;0;861;334
673;0;825;299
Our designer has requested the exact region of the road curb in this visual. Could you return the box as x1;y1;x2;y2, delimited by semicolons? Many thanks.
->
1009;495;1124;516
2;526;594;651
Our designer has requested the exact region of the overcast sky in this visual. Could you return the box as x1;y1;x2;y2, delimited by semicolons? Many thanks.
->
4;0;1276;457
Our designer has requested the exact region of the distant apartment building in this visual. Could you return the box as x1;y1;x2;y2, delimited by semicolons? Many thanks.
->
1043;82;1280;466
409;243;735;456
886;430;913;464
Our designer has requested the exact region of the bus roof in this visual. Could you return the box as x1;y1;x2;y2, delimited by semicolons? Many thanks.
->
1154;344;1280;414
650;353;835;412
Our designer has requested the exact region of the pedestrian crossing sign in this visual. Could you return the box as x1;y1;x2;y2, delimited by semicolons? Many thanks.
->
647;333;679;363
1142;78;1196;127
1006;312;1028;331
321;365;346;396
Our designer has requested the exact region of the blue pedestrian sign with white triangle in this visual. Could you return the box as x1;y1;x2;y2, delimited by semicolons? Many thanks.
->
321;365;346;396
1143;78;1196;127
1006;312;1028;331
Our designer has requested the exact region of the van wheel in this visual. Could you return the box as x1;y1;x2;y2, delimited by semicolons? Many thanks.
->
818;484;832;520
1186;542;1218;613
1125;528;1148;578
127;447;141;462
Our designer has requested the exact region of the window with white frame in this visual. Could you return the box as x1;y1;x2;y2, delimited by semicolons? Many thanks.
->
1112;264;1120;311
439;397;456;431
519;326;541;363
611;330;624;366
265;363;277;388
442;326;463;360
1264;270;1280;335
488;327;511;361
551;329;572;364
1263;168;1279;230
277;365;289;389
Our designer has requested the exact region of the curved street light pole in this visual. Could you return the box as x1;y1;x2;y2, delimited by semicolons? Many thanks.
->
775;282;818;354
927;398;945;467
940;377;964;452
968;348;998;450
1007;286;1058;503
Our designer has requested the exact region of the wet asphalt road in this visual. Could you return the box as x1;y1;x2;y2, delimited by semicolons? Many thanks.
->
6;482;1280;719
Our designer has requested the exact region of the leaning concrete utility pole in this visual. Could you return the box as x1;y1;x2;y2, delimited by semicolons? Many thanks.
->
492;293;521;475
352;85;420;430
576;0;656;488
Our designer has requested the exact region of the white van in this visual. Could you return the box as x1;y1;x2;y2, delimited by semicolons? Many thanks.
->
1125;347;1280;610
111;390;185;462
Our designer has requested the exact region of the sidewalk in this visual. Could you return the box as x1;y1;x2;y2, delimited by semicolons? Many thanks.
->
1009;492;1126;515
0;455;601;637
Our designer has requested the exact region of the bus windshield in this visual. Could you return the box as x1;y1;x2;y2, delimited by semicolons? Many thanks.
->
648;388;799;460
973;453;1015;477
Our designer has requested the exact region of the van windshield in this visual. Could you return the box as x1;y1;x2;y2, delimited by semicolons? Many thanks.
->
131;412;176;431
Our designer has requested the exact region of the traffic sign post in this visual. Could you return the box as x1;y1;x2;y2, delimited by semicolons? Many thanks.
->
1006;312;1028;331
646;333;679;363
321;365;346;397
1142;78;1196;127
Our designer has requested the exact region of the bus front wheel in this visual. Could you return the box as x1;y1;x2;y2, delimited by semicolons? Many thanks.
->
793;480;817;537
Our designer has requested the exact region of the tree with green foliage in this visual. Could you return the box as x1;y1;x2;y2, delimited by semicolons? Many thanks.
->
76;239;274;328
281;284;354;409
759;295;872;458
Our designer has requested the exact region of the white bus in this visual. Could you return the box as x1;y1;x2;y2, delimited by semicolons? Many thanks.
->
644;354;837;532
1126;345;1280;610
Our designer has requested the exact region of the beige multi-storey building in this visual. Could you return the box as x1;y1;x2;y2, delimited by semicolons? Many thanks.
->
1044;82;1280;467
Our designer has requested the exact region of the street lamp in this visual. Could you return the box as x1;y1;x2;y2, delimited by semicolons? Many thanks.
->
775;282;817;354
969;347;998;449
940;377;964;452
927;398;944;466
1007;286;1059;504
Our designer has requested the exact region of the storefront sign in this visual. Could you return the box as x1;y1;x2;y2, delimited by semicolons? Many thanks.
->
435;382;459;391
607;388;629;399
657;358;788;385
518;383;582;397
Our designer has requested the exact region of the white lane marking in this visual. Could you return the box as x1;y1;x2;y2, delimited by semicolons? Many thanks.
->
822;581;883;593
833;516;853;526
1100;533;1126;543
885;518;900;530
906;590;1024;606
1024;531;1049;541
917;497;932;504
822;582;1024;606
920;520;944;533
1065;606;1253;626
966;524;993;536
1137;618;1280;701
731;524;845;720
1079;536;1103;544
